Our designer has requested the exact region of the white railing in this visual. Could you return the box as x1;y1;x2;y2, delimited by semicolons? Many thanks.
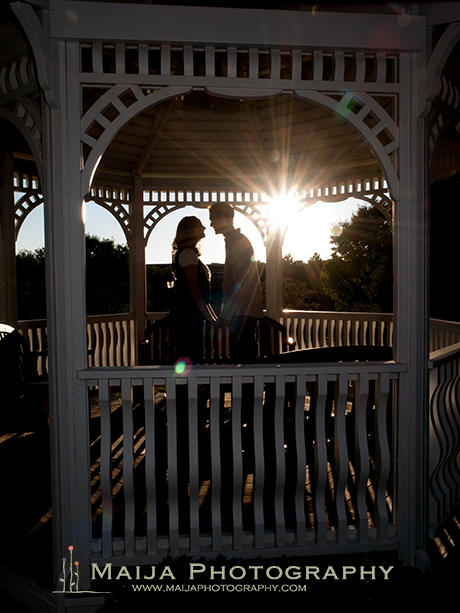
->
78;361;405;563
17;313;138;375
428;342;460;536
16;313;460;375
281;310;394;350
430;318;460;352
86;313;136;367
16;318;49;376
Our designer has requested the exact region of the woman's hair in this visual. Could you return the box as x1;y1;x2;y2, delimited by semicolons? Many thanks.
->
172;216;202;258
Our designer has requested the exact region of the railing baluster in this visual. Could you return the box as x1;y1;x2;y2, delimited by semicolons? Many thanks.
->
449;359;460;505
102;321;108;367
313;317;320;348
130;318;136;365
115;320;122;366
210;376;222;550
188;376;200;551
313;374;328;544
166;378;179;553
253;375;265;548
94;323;101;367
373;372;391;540
274;375;286;546
294;375;307;544
143;378;157;554
429;364;445;524
121;378;135;556
231;376;244;550
99;379;113;558
353;373;370;542
109;321;116;366
333;374;350;543
442;362;456;514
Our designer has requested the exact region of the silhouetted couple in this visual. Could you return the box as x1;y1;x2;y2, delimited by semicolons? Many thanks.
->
170;202;263;364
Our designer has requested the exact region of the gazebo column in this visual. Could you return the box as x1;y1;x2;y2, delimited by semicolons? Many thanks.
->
130;174;147;351
41;42;91;588
393;52;430;569
265;227;284;319
0;149;18;327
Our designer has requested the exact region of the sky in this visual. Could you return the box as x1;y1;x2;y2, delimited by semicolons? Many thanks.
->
15;197;363;264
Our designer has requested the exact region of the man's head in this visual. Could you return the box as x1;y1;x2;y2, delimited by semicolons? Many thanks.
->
208;202;235;235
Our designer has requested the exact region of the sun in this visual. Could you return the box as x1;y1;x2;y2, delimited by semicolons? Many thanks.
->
266;186;304;232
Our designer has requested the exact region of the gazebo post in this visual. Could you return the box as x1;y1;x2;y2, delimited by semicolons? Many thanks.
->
41;43;91;588
0;149;17;327
265;226;284;320
130;174;147;348
393;51;430;569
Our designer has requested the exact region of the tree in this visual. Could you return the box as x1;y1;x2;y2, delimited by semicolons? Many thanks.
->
16;247;47;319
16;235;131;319
283;278;320;310
146;264;173;312
281;252;331;311
320;205;393;312
85;235;130;315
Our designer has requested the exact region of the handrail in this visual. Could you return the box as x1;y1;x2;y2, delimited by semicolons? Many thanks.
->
78;360;407;380
428;341;460;369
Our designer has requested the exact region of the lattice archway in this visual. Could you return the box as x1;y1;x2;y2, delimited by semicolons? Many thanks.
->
14;190;44;241
85;185;133;246
81;85;193;195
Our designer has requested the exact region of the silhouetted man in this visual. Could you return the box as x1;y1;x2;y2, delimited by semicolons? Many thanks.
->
209;202;263;362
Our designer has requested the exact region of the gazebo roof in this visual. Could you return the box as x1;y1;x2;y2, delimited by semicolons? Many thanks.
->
1;1;459;193
90;92;384;188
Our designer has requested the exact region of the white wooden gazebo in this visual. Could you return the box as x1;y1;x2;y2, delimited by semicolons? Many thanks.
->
1;0;460;608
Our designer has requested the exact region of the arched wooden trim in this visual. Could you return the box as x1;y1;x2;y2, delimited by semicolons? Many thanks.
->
143;199;270;246
14;191;44;240
358;192;393;223
0;56;37;105
423;23;460;117
86;198;132;246
427;106;459;179
144;201;187;246
81;85;193;195
10;1;60;109
423;27;460;181
0;101;43;180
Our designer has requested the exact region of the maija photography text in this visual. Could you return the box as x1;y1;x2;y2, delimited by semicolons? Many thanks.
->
92;562;394;583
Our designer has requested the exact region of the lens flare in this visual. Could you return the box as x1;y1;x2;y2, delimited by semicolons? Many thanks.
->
175;357;192;375
331;224;343;237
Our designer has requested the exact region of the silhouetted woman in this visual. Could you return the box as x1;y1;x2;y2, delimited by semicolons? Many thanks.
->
170;216;216;363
